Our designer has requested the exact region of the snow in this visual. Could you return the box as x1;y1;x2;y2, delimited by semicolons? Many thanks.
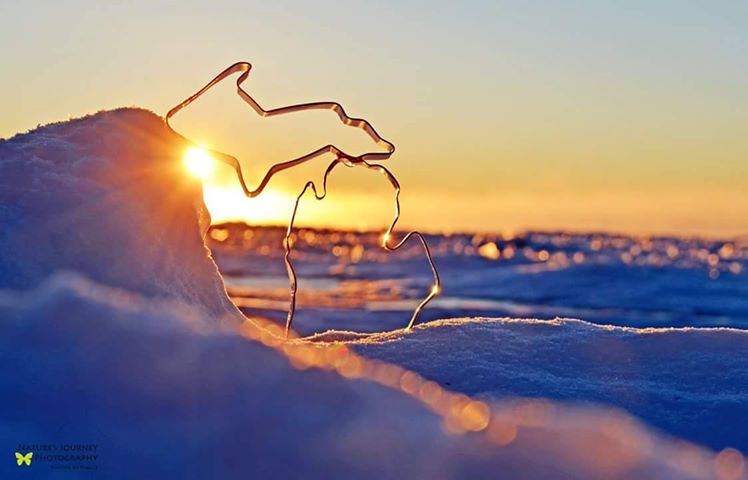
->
0;109;241;327
0;109;744;479
337;317;748;453
0;273;724;479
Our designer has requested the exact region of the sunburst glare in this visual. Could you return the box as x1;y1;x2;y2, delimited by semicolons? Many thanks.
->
184;146;215;179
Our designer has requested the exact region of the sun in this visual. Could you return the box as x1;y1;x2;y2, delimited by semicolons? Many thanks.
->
184;146;215;179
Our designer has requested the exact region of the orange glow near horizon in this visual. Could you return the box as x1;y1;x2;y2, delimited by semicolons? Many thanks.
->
203;185;293;225
199;181;748;239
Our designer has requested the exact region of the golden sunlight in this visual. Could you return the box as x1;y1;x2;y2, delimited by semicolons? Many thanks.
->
203;185;293;224
184;146;215;179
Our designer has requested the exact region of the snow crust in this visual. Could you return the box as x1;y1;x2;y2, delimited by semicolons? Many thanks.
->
338;318;748;452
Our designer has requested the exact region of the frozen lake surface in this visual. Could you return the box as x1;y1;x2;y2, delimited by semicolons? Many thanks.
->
210;224;748;335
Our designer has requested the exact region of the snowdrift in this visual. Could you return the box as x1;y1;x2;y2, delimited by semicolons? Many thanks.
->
0;274;727;479
338;318;748;453
0;109;743;479
0;109;240;326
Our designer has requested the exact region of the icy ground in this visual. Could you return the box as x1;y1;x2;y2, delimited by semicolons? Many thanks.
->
209;225;748;335
0;109;746;479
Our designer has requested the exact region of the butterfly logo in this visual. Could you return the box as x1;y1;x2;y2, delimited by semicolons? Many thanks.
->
15;451;33;467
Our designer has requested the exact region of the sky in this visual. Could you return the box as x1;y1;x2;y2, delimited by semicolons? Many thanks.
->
1;1;746;237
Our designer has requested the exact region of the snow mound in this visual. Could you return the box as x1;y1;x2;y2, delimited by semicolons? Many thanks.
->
0;109;240;326
345;317;748;453
0;275;726;479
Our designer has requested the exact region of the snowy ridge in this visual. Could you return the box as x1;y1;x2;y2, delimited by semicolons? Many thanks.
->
306;316;748;344
0;108;242;327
